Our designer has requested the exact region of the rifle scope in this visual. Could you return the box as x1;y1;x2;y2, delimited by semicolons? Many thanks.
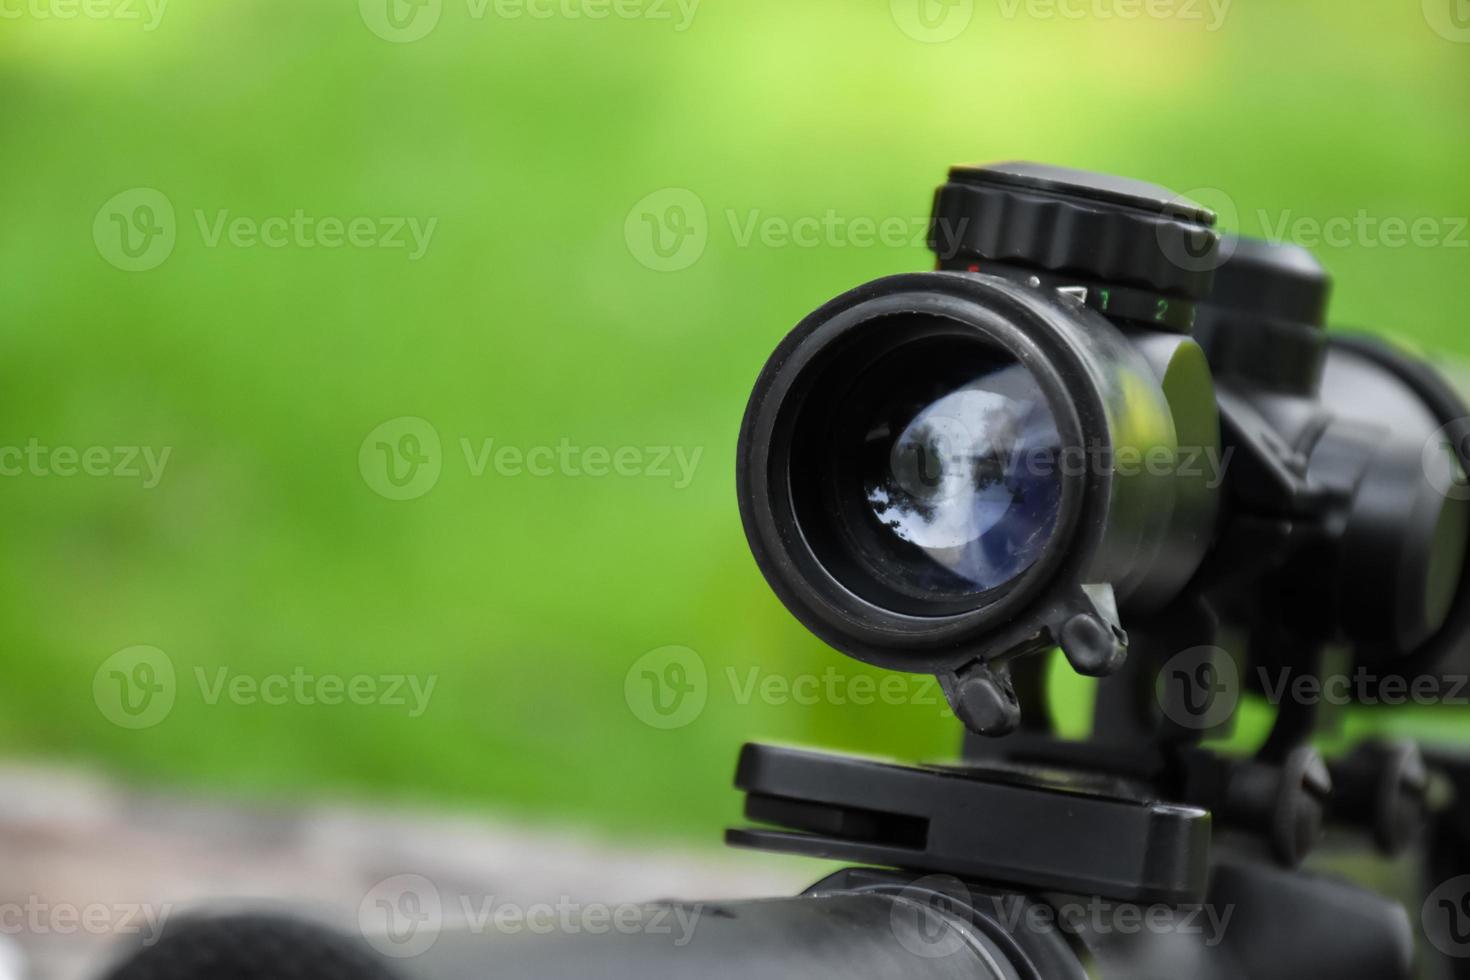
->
736;162;1470;734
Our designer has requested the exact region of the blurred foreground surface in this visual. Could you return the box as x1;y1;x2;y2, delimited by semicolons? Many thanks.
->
0;765;810;980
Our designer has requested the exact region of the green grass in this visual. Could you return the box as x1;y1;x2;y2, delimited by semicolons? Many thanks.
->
0;0;1468;844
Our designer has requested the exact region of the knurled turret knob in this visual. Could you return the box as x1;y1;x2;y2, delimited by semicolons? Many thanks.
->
930;161;1220;300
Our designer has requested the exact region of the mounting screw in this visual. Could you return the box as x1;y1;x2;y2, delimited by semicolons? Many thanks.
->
1210;747;1332;867
1327;741;1429;855
1272;747;1332;867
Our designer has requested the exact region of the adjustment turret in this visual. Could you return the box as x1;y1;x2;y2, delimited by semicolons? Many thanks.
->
930;162;1220;330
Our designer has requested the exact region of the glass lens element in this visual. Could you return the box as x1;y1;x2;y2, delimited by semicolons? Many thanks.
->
865;366;1062;593
858;356;1063;597
787;331;1067;613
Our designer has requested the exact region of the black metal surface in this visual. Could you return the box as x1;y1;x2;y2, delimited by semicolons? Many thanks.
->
728;742;1210;904
931;161;1220;301
100;892;1059;980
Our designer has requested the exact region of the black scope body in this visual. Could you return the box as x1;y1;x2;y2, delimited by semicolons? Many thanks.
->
736;161;1470;735
99;864;1415;980
97;875;1085;980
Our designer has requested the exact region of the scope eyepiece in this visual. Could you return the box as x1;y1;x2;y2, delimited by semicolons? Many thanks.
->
738;164;1227;734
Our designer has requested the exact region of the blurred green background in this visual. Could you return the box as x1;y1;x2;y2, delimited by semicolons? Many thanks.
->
0;0;1467;845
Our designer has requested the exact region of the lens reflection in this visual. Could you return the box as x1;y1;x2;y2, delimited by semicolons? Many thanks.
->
860;360;1062;595
788;330;1066;613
